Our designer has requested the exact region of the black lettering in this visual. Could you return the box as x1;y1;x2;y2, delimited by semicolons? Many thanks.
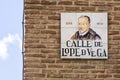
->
87;48;96;57
91;50;96;57
87;41;92;47
75;48;80;56
66;40;71;47
70;48;75;56
103;49;107;57
62;48;67;56
65;48;69;54
72;41;77;47
95;41;103;47
82;41;86;47
81;49;86;55
87;48;91;55
97;49;102;57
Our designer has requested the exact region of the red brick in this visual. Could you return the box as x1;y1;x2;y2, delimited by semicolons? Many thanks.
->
108;15;113;20
71;60;88;64
33;78;47;80
97;6;112;11
113;0;120;2
41;30;56;34
25;39;39;43
46;44;60;49
25;28;40;34
64;64;80;69
63;74;73;78
24;57;41;63
97;74;112;78
40;11;57;15
41;49;57;53
25;5;47;10
97;0;113;0
106;70;120;73
25;43;46;48
47;6;63;10
25;34;47;40
25;25;46;30
81;7;96;11
65;7;80;11
25;73;45;77
48;15;60;20
25;10;40;15
34;25;46;29
110;49;119;53
90;1;108;6
58;1;72;5
109;21;119;25
42;69;57;74
25;53;46;58
114;16;120;20
88;60;105;65
47;54;59;58
25;15;46;19
75;1;89;6
74;70;88;73
41;0;56;5
25;19;40;24
112;55;120;59
109;49;119;55
25;0;40;4
48;64;63;68
109;31;119;35
114;7;120;11
113;65;120;69
110;12;120;15
114;75;120;78
116;61;120;64
108;2;120;6
24;63;46;68
25;25;34;28
56;60;71;63
80;65;95;69
41;59;55;63
111;25;120;30
24;77;33;80
81;74;97;78
113;36;120;40
59;70;73;73
48;25;60;29
24;68;40;72
91;70;105;73
48;34;60;39
40;20;59;24
109;41;119;45
105;59;118;64
47;73;63;78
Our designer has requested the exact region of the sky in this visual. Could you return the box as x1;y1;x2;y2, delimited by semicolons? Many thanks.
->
0;0;23;80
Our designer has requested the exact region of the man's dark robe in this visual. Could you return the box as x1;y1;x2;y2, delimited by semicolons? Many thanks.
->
71;28;101;40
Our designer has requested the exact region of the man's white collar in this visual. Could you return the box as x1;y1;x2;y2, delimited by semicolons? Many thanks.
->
79;29;89;36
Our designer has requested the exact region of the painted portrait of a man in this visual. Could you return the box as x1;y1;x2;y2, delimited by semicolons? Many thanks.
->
71;15;101;40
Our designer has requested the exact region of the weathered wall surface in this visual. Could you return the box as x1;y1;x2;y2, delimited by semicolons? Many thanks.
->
24;0;120;80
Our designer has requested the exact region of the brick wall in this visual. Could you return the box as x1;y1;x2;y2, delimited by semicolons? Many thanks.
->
24;0;120;80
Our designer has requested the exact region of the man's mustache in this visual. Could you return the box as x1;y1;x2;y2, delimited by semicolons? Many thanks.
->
78;27;83;30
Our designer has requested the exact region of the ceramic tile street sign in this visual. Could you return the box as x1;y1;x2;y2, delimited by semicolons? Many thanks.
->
61;13;108;59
